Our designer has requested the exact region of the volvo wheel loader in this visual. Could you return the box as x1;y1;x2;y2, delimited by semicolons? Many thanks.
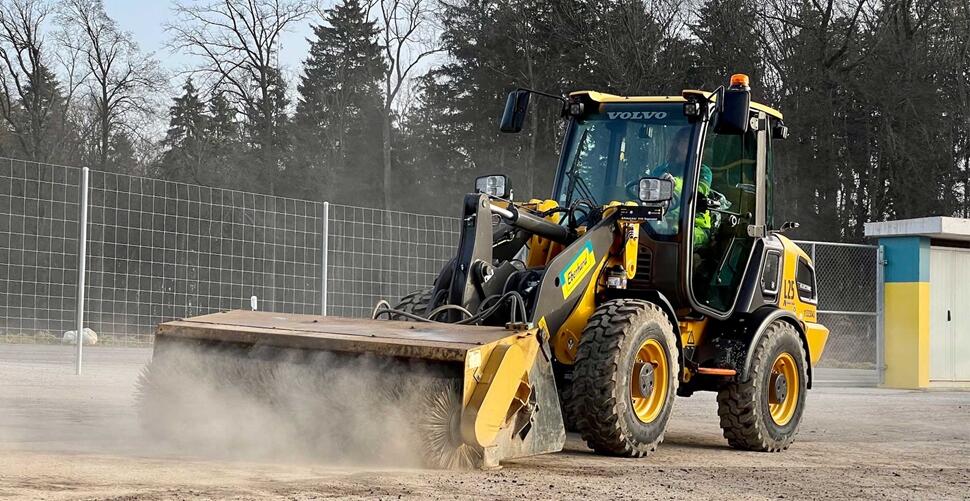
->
139;74;829;469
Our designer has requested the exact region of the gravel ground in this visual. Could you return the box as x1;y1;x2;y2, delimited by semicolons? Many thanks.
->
1;344;969;500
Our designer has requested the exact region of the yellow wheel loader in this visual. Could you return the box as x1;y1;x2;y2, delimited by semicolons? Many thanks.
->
139;75;829;469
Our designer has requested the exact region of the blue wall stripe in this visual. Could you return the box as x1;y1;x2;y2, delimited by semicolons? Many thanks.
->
881;236;929;283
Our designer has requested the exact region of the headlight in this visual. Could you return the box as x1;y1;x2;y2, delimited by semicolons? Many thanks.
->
638;177;673;204
475;174;510;198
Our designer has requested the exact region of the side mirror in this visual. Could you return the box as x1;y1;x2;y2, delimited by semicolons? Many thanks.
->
475;174;511;198
773;121;789;140
638;177;674;205
714;74;751;135
499;90;530;133
778;221;799;233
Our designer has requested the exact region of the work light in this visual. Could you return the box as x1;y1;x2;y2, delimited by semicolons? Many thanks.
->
475;174;510;198
638;177;673;204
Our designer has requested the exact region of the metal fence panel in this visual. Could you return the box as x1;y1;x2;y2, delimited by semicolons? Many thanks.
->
82;171;325;346
326;204;460;318
0;159;82;343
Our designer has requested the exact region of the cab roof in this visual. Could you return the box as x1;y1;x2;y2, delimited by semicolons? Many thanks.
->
570;90;784;120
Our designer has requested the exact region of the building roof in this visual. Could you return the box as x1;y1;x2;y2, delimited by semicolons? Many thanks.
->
864;216;970;242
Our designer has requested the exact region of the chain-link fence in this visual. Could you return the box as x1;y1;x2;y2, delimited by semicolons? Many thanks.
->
794;241;881;373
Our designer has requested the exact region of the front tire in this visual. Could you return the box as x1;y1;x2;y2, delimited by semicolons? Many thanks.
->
567;299;679;457
717;320;808;452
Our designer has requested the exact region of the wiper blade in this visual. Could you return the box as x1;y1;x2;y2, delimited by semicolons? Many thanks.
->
575;175;597;206
564;129;598;207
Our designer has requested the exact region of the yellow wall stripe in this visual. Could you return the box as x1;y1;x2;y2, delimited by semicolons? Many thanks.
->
883;282;930;389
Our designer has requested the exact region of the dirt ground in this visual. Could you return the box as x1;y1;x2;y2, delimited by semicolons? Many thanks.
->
1;344;969;500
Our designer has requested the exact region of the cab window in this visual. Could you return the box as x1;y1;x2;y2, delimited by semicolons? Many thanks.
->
555;103;694;238
796;258;817;303
691;122;758;313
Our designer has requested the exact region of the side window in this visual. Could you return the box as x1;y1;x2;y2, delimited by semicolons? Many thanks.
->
795;258;817;303
691;118;759;313
761;251;781;296
701;127;757;223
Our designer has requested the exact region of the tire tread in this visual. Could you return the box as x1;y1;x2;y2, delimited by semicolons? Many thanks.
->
567;298;679;457
716;320;808;452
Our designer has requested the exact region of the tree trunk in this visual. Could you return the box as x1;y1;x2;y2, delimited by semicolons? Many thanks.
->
382;110;392;210
100;114;109;170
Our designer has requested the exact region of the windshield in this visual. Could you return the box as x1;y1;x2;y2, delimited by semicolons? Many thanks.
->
555;103;695;236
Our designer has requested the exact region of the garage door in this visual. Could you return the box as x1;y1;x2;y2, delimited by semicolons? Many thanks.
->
929;247;970;381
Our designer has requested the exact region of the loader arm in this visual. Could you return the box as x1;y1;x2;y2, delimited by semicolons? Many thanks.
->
439;192;582;324
529;212;616;335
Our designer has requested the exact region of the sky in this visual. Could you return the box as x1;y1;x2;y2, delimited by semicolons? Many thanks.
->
102;0;319;93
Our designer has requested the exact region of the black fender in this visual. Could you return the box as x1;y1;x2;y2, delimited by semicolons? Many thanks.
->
738;307;813;389
606;289;684;381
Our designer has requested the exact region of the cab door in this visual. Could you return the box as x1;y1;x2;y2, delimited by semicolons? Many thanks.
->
689;111;769;316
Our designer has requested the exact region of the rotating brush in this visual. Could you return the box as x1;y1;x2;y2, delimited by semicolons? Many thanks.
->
414;379;483;469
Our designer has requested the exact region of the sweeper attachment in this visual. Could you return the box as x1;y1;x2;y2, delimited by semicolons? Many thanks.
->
138;311;565;469
139;75;831;469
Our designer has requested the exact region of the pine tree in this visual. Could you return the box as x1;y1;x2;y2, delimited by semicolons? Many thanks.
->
203;90;244;188
291;0;385;203
207;91;239;145
242;67;290;194
160;79;209;183
400;0;571;208
4;62;75;164
691;0;764;93
107;131;139;174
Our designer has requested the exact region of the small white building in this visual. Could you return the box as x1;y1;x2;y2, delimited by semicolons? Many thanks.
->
865;216;970;387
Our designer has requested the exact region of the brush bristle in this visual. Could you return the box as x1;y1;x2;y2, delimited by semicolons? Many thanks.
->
136;340;481;468
416;379;482;469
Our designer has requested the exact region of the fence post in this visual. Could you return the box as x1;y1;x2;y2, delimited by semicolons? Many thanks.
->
876;244;885;385
321;201;329;316
75;167;90;375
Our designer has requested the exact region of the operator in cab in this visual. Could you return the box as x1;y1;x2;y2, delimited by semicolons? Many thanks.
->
650;128;714;248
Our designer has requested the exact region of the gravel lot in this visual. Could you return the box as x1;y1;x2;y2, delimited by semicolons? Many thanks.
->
2;344;969;500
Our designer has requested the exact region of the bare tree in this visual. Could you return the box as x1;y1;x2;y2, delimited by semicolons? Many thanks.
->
167;0;310;195
60;0;162;171
0;0;70;161
375;0;441;209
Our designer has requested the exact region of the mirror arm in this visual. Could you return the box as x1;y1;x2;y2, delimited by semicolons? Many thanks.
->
714;85;725;111
514;87;567;105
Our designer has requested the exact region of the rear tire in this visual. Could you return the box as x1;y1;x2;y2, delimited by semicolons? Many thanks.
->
567;299;679;457
392;288;434;320
717;320;808;452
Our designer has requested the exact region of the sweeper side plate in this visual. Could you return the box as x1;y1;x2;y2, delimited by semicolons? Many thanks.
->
156;310;524;362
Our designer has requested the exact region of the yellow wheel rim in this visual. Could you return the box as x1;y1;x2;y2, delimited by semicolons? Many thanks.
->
630;338;669;423
768;352;799;426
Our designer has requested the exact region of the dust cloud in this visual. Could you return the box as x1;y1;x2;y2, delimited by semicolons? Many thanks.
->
135;342;460;468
